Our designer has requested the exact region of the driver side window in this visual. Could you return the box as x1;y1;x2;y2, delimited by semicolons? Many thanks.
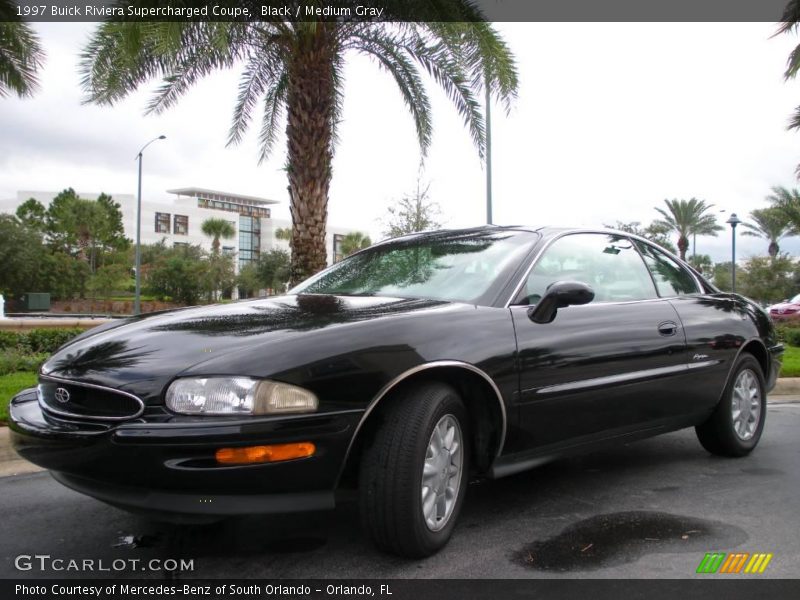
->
517;233;658;305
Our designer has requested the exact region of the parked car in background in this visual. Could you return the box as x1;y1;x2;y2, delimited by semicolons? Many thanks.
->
768;294;800;321
9;226;783;557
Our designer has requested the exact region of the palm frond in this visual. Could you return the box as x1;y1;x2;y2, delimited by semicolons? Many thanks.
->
347;28;433;154
0;13;44;98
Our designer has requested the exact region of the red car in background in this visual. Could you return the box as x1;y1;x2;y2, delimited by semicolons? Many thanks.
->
769;294;800;321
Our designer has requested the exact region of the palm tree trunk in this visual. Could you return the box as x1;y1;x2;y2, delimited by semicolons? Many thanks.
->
285;27;335;286
677;235;689;261
769;241;779;258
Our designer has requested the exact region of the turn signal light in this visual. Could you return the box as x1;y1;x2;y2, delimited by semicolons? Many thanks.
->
215;442;316;465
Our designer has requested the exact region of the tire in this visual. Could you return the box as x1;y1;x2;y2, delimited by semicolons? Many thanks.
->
695;354;766;457
359;381;469;558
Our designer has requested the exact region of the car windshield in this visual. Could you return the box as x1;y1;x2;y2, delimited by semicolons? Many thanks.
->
291;229;537;305
791;294;800;304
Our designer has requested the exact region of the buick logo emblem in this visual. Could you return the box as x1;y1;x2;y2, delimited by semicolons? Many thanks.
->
54;387;70;404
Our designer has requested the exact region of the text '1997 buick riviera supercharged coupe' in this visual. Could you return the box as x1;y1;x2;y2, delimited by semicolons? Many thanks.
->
10;226;782;557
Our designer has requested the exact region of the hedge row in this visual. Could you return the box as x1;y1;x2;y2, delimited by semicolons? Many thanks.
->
0;328;85;354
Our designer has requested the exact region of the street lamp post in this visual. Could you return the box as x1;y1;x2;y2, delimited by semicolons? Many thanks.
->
726;213;741;293
485;75;492;225
134;135;166;316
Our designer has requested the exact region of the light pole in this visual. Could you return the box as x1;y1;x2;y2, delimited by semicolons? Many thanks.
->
485;75;492;225
134;135;166;316
726;213;741;293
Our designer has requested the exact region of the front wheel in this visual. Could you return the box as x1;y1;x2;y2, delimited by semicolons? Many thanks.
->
696;354;766;457
358;382;469;557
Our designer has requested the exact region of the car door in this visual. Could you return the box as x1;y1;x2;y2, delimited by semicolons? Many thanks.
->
509;232;689;451
634;240;747;418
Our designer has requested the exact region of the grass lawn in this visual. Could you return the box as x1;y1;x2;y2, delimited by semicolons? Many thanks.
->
0;372;37;423
781;345;800;377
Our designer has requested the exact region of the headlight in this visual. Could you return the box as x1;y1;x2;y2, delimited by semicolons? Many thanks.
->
165;377;318;415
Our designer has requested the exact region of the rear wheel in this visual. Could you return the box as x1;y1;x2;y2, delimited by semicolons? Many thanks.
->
358;382;469;557
696;354;766;457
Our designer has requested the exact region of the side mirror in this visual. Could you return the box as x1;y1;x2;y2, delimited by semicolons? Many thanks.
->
528;281;594;324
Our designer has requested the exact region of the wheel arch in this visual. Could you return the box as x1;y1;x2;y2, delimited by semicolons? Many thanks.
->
717;338;769;404
336;361;507;488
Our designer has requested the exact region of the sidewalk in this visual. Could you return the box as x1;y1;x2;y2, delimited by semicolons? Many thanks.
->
0;427;42;477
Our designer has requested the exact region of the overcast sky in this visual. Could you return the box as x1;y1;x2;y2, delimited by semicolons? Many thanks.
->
2;22;800;262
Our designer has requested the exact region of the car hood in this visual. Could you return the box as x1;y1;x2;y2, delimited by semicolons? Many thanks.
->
41;294;455;402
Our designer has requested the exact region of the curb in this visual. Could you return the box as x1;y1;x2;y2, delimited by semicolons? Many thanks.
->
772;377;800;396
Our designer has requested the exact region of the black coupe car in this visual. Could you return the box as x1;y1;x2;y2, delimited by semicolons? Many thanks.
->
10;226;782;557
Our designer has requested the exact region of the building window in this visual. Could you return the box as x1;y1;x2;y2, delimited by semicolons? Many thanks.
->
197;197;271;218
238;215;261;270
333;234;345;263
222;246;235;257
173;242;189;248
174;214;188;235
155;212;170;234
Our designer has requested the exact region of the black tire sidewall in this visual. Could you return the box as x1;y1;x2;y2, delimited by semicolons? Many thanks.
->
407;388;470;555
719;355;767;453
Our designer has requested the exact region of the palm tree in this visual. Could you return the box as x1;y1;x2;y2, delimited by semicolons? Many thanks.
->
741;206;796;258
777;6;800;175
274;227;292;241
201;218;235;255
0;1;44;98
768;186;800;234
340;231;372;257
79;6;518;285
653;198;723;260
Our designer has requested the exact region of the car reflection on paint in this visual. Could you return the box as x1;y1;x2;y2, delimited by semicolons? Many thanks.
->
9;226;783;557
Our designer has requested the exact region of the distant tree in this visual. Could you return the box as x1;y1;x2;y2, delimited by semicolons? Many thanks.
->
43;188;129;271
712;261;733;292
205;253;237;301
604;220;676;254
201;218;236;254
653;198;723;260
255;249;291;294
688;254;713;275
0;215;47;297
739;255;797;305
145;244;209;305
15;198;47;230
236;263;263;299
383;180;442;238
87;263;130;306
340;231;372;256
274;227;292;241
767;186;800;233
741;206;796;258
0;0;44;98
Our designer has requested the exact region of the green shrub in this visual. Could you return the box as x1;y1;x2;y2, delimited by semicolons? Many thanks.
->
0;351;49;376
783;328;800;348
0;331;21;351
0;328;84;355
25;328;84;353
775;323;800;346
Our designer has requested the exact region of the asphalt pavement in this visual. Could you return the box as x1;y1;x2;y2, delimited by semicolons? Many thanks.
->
1;402;798;580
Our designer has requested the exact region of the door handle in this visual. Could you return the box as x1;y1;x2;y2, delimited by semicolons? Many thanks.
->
658;321;678;337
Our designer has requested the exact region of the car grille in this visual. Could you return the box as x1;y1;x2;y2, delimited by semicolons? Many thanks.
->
38;378;144;421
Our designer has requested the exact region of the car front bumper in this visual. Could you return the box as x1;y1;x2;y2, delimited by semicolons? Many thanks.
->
9;388;362;517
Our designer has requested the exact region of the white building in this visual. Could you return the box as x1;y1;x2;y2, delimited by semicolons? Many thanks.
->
0;187;358;272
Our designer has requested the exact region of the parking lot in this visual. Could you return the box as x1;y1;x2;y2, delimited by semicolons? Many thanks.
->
1;402;798;580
